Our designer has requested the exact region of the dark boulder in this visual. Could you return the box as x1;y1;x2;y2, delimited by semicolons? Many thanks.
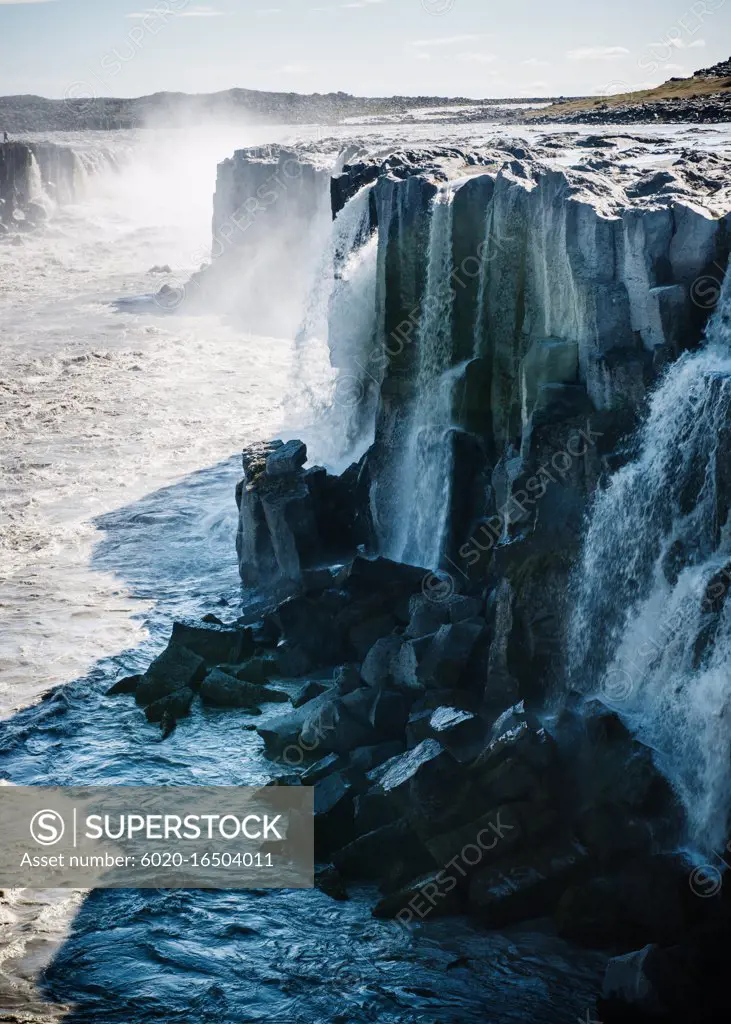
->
199;668;288;708
274;642;313;678
371;739;471;837
266;439;307;476
333;663;362;695
135;643;207;707
338;555;427;592
333;818;433;886
361;635;403;687
300;752;343;785
256;689;339;760
144;687;195;724
347;740;406;776
348;613;397;660
425;802;528;867
353;786;402;836
315;864;349;901
236;440;373;590
468;838;591;927
290;679;330;708
405;593;452;639
229;656;277;685
237;442;322;588
275;594;348;665
373;868;463;921
314;770;355;856
417;621;486;689
429;705;485;750
390;635;433;693
171;619;254;666
106;674;141;696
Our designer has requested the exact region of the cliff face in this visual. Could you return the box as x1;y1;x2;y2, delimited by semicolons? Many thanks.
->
0;141;96;226
120;135;731;1014
0;143;34;225
193;145;334;336
227;134;731;706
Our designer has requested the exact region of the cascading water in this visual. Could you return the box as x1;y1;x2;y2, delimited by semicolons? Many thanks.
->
569;267;731;852
28;153;52;213
293;180;379;468
389;183;457;568
473;198;495;357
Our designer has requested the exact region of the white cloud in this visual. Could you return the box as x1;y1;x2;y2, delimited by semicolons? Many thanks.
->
126;4;223;16
568;46;630;60
0;1;57;4
342;0;384;6
664;63;687;73
646;37;705;51
522;57;550;67
275;63;308;74
256;7;282;12
411;33;491;48
179;5;223;14
456;51;498;64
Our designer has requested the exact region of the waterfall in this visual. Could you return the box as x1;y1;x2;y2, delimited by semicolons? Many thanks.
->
28;153;51;210
568;267;731;852
473;198;495;357
389;184;457;569
292;181;379;468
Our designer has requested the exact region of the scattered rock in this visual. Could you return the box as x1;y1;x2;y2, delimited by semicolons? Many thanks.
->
144;687;195;724
468;838;590;927
291;679;330;708
106;674;141;696
300;752;343;785
135;643;206;707
315;864;349;901
373;869;463;920
199;668;288;709
314;771;355;856
171;619;254;666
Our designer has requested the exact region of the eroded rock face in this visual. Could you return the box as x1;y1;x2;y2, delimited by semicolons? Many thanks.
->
193;145;332;334
0;141;90;224
138;137;731;996
235;439;372;590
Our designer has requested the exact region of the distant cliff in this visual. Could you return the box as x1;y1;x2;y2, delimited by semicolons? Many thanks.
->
0;140;117;226
0;89;555;133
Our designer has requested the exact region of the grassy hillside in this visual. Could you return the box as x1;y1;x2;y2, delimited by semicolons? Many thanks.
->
525;72;731;120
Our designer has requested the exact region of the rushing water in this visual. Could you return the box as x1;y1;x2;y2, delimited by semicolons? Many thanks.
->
293;181;380;471
0;128;293;715
569;270;731;853
387;186;458;569
0;126;614;1022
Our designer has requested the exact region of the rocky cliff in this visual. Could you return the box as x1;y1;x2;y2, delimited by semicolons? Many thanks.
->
0;140;101;228
226;135;730;702
116;133;731;1022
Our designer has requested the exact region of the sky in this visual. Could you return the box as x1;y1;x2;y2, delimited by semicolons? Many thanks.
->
0;0;729;100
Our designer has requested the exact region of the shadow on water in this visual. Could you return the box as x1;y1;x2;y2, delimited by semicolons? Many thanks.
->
40;886;606;1024
0;458;606;1024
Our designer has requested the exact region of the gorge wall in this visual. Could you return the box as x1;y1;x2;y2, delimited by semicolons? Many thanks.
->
112;132;731;1019
222;136;731;718
0;140;114;227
